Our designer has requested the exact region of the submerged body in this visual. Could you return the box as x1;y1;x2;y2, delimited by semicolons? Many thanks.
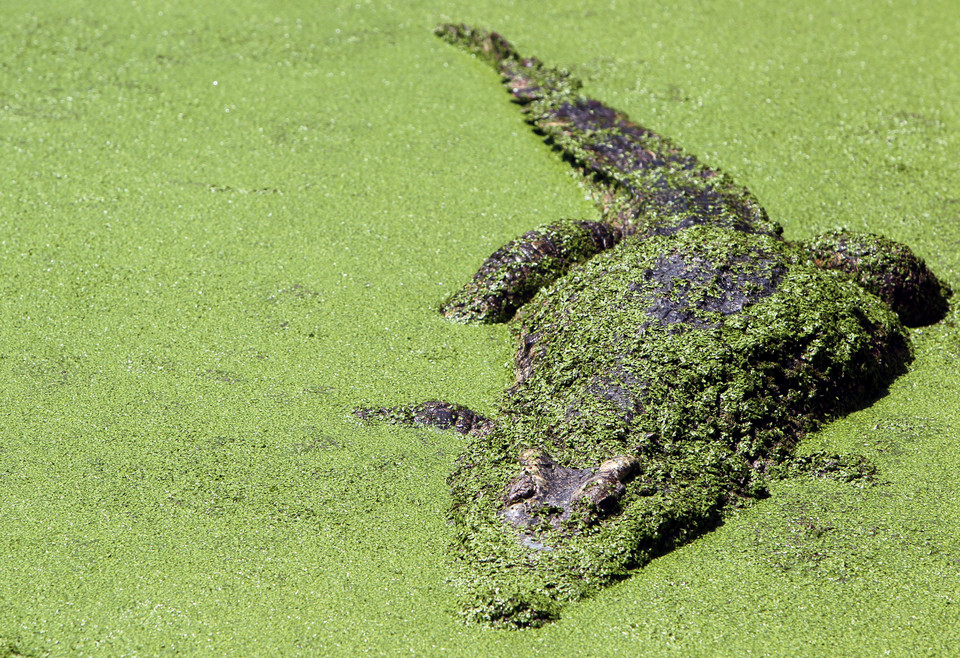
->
358;25;951;626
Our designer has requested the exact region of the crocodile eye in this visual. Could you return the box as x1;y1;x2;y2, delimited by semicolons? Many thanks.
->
576;477;627;517
594;492;619;515
590;483;622;515
504;474;538;505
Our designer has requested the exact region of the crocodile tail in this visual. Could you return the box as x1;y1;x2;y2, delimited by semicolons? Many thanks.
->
435;23;582;103
434;23;520;67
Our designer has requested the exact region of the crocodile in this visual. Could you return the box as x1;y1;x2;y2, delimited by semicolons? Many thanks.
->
356;24;952;627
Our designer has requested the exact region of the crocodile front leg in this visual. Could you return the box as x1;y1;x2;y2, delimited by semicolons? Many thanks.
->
355;400;495;437
441;219;622;323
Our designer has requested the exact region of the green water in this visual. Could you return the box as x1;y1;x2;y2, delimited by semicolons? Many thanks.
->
1;0;957;654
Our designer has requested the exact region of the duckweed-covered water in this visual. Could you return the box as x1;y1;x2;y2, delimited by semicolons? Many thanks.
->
1;0;958;654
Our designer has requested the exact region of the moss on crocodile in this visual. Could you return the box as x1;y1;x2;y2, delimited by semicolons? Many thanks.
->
440;220;623;323
446;227;911;625
357;24;952;627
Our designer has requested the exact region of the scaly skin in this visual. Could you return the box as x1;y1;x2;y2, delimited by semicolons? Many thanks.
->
356;25;952;627
435;23;781;323
440;220;622;323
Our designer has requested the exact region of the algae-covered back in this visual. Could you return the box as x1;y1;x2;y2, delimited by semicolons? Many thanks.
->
448;227;911;625
506;227;909;464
